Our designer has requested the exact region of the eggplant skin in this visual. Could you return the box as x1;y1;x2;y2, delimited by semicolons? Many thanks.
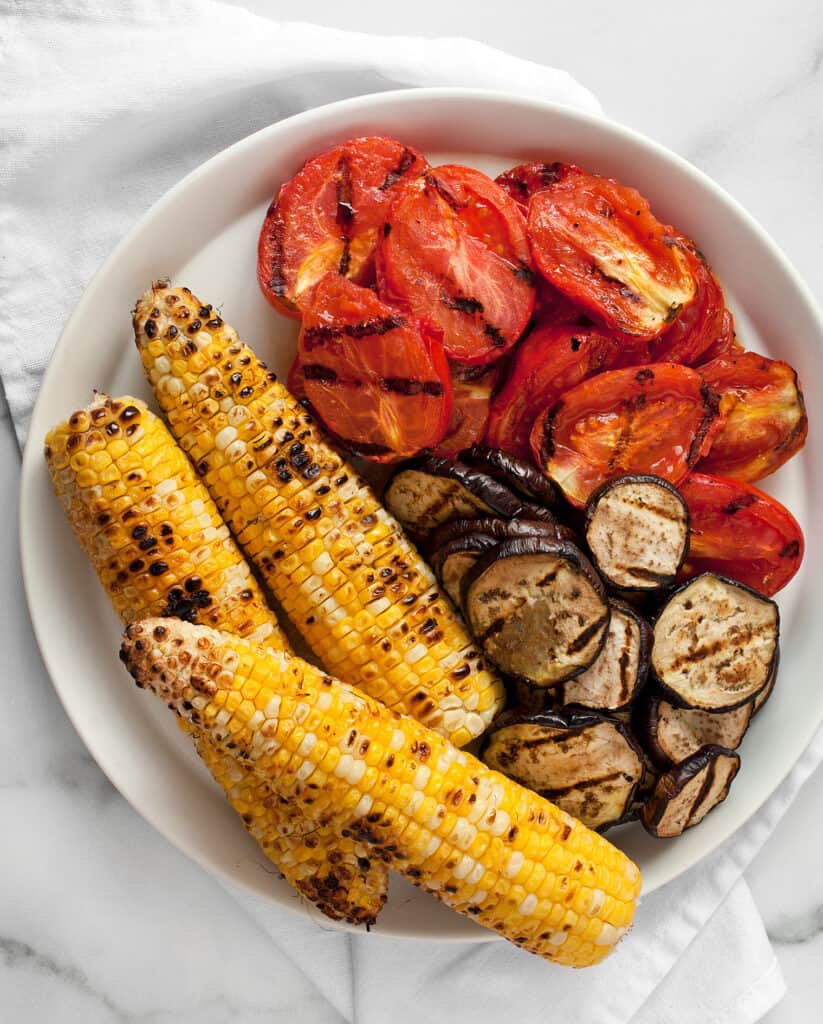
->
636;692;753;770
651;572;779;714
640;745;740;838
430;532;500;608
481;708;645;831
584;474;690;591
462;536;610;687
460;444;561;509
426;515;573;559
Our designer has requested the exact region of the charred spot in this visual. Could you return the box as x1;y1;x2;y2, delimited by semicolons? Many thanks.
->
452;664;471;680
230;372;242;386
444;884;458;894
781;539;800;558
484;322;507;348
104;421;119;436
560;824;571;841
96;512;111;526
144;318;157;339
120;405;140;422
507;826;519;841
570;336;581;352
149;561;168;577
129;559;144;573
153;625;167;639
386;754;395;767
636;368;655;384
138;536;158;551
239;386;253;399
160;523;173;537
723;494;758;515
166;324;178;338
182;340;197;356
440;292;483;316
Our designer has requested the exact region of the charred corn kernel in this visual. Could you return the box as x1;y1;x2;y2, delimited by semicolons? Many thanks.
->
122;619;641;967
134;283;505;747
45;394;387;925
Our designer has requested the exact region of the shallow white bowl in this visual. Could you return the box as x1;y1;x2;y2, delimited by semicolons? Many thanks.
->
20;88;822;940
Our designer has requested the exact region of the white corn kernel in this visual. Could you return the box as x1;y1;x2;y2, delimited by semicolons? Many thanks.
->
215;426;238;450
264;695;281;719
505;851;524;879
452;854;475;880
389;729;405;752
352;793;373;818
413;765;431;790
519;894;537;916
297;733;317;757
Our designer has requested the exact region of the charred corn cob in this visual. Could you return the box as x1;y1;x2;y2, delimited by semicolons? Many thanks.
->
134;283;505;747
121;617;641;966
45;394;387;924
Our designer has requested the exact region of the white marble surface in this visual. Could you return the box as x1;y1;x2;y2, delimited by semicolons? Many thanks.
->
3;0;823;1020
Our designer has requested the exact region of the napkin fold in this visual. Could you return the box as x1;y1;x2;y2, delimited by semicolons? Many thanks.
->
0;2;811;1021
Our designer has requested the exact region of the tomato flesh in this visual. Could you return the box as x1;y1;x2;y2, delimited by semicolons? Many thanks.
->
433;363;499;457
678;472;804;595
528;171;697;341
486;324;620;459
495;161;583;216
297;275;451;461
377;165;535;365
697;352;808;482
258;136;428;317
531;363;722;507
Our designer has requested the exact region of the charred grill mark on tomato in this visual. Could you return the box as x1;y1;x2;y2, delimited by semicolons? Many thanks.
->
441;293;484;316
378;147;418;190
263;207;289;298
687;386;722;467
302;314;407;347
335;156;354;277
423;171;466;211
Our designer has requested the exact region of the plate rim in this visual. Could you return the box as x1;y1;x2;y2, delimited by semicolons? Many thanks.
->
19;86;823;940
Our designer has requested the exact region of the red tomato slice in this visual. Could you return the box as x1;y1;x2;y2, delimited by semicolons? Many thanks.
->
433;363;499;457
533;277;589;328
697;352;808;482
485;323;620;459
258;136;428;317
528;171;697;341
377;165;536;365
297;275;452;462
495;161;583;216
531;363;723;507
649;243;729;364
287;355;307;400
697;309;742;363
678;471;804;595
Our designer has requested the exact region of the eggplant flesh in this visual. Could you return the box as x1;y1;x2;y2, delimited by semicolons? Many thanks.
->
640;745;740;838
652;573;778;712
384;467;496;536
460;444;561;509
482;711;644;830
432;533;500;607
463;537;609;687
640;695;753;769
558;602;650;711
585;475;689;590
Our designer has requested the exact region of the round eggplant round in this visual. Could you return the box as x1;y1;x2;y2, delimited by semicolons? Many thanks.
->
585;474;690;591
481;708;645;831
640;745;741;838
426;515;574;559
429;532;501;607
651;572;779;712
462;536;610;687
637;692;753;770
556;599;651;711
459;444;562;509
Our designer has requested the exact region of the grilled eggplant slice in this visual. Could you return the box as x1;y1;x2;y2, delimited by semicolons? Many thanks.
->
426;515;574;558
640;745;741;838
463;537;609;686
638;693;753;769
557;601;651;711
481;709;645;830
753;655;778;714
652;573;779;712
384;456;552;537
460;444;561;509
430;532;501;607
585;474;689;590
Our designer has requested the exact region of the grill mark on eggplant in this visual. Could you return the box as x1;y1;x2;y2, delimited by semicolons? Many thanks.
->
539;771;624;800
617;647;631;702
568;613;610;655
302;315;406;346
665;623;763;675
379;147;417;190
477;616;507;644
613;564;671;583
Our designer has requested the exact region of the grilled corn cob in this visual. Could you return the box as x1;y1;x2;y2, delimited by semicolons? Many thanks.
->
45;394;387;924
121;617;641;967
134;283;505;747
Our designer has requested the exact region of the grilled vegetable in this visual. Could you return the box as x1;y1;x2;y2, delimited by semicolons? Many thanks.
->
430;532;500;607
678;472;804;596
652;573;779;712
481;709;645;831
425;516;574;560
531;364;723;508
696;352;807;483
459;444;561;509
45;394;387;924
640;746;740;838
433;363;499;458
297;274;452;461
462;537;610;687
121;618;641;967
753;656;778;715
638;694;753;769
134;283;505;747
557;601;650;711
584;475;690;590
384;456;554;538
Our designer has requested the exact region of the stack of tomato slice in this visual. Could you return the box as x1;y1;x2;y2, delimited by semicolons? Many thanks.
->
258;141;808;595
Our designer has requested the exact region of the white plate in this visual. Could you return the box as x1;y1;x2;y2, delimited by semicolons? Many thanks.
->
20;89;823;940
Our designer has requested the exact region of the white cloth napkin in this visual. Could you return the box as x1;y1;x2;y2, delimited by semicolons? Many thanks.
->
1;2;816;1021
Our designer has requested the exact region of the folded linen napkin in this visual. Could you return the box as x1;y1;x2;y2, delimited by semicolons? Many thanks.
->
2;2;814;1020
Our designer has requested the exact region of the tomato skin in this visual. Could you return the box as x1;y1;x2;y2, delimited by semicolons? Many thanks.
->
696;352;808;482
533;276;589;328
258;136;428;317
287;355;307;400
527;171;697;342
485;323;620;459
697;309;743;364
377;165;536;365
432;362;499;457
495;161;583;216
297;275;452;462
678;472;804;595
649;245;729;365
531;363;723;507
